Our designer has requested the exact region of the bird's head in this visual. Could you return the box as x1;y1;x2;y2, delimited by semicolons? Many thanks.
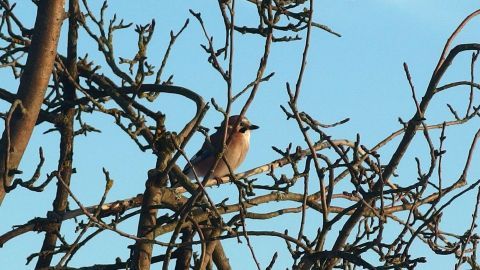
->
216;115;259;134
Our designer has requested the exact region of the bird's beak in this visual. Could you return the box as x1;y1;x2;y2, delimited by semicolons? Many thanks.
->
248;124;259;130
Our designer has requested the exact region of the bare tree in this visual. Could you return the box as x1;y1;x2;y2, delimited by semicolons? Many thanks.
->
1;1;480;270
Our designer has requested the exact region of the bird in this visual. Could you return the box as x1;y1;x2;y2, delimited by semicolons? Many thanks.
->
183;115;259;179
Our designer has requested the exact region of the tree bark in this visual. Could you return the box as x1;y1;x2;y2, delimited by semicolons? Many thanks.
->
0;0;65;205
212;242;232;270
131;149;172;270
175;229;194;270
35;0;77;268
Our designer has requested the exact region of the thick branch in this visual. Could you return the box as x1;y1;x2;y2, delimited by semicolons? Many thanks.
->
0;0;65;205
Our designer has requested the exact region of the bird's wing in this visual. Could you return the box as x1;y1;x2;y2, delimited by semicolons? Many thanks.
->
183;130;223;176
182;142;214;174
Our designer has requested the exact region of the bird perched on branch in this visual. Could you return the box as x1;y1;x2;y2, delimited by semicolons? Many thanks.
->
183;115;259;179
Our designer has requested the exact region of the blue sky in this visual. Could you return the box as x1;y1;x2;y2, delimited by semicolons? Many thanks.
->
1;1;480;269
